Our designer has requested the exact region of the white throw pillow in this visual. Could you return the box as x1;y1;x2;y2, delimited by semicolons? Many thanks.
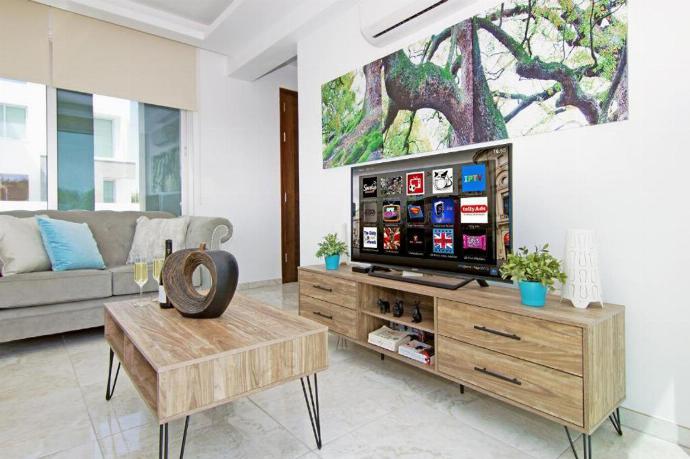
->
127;216;190;263
0;216;52;276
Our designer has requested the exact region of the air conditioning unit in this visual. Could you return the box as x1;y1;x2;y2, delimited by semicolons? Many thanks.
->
359;0;469;47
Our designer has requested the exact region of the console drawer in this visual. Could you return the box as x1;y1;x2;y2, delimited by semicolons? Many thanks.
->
299;271;357;310
437;299;583;375
438;336;583;426
300;295;357;338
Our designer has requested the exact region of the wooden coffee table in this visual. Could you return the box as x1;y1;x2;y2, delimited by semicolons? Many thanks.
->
103;294;328;458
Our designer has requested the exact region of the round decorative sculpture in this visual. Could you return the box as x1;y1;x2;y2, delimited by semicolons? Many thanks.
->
161;244;239;318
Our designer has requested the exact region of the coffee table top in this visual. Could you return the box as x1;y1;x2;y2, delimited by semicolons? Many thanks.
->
105;293;328;372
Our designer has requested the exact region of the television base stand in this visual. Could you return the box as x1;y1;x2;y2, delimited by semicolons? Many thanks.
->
367;268;489;290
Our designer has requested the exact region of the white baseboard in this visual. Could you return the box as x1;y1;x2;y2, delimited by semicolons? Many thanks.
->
237;278;282;291
621;407;690;448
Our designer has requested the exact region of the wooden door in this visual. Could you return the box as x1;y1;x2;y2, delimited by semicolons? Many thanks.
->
280;88;300;283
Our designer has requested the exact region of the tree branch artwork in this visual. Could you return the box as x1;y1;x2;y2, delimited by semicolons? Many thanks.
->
321;0;628;168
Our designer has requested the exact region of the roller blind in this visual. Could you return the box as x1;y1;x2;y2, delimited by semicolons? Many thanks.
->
0;0;51;85
51;9;197;111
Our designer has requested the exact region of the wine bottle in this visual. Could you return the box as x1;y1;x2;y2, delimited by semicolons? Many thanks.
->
159;239;173;309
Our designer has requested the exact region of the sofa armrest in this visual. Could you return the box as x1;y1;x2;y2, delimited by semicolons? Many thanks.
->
185;217;233;250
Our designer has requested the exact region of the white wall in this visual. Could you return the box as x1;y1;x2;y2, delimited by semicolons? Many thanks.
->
195;49;297;283
297;0;690;431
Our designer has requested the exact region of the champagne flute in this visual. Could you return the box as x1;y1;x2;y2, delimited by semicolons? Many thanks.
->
152;256;165;303
152;256;165;284
133;256;148;300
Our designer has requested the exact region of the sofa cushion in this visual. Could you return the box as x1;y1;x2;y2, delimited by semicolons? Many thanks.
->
110;265;159;296
0;215;51;275
0;269;112;309
127;216;189;264
37;217;106;271
0;210;174;267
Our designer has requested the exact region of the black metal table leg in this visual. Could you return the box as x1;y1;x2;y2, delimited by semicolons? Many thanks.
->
300;373;322;449
105;348;121;401
459;384;465;394
564;427;592;459
159;417;190;459
609;408;623;436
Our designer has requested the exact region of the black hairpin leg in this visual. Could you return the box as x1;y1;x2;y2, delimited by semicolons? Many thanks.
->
159;416;190;459
300;374;322;449
459;384;465;394
609;408;622;436
564;427;593;459
105;348;121;401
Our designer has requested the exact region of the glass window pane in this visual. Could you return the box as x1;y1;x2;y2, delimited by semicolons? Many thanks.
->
94;118;113;158
142;104;181;216
0;78;47;210
94;94;139;211
103;179;115;203
6;106;27;139
57;89;95;210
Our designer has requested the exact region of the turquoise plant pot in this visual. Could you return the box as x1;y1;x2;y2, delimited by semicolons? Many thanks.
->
325;254;340;270
518;281;548;307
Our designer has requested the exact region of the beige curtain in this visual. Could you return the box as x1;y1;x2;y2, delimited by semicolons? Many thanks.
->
0;0;51;85
0;0;197;111
51;9;197;111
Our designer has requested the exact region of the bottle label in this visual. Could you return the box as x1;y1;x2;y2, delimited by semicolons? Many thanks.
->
158;285;166;304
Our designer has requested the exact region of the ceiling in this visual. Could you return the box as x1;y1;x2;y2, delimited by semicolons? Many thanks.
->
35;0;348;80
129;0;234;25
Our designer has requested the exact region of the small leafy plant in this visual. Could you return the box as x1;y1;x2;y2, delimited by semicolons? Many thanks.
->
315;233;348;258
500;244;567;290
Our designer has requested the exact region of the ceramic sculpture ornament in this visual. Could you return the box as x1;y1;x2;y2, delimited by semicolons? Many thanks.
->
562;229;603;309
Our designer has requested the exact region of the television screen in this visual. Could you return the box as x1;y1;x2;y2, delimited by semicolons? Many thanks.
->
351;144;512;281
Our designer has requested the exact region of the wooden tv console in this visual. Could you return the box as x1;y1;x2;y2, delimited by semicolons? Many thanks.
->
298;265;625;441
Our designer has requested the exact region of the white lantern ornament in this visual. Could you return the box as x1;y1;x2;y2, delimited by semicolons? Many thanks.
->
562;229;604;309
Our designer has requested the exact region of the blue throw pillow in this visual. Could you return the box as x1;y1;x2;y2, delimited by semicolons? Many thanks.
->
37;217;106;271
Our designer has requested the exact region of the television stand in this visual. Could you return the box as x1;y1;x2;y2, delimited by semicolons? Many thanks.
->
298;264;626;457
367;268;489;290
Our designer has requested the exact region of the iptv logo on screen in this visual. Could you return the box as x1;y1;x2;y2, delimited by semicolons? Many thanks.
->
461;164;486;193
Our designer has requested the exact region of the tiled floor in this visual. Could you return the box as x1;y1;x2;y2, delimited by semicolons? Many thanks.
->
1;283;688;459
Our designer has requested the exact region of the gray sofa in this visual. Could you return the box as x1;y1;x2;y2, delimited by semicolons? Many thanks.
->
0;210;232;343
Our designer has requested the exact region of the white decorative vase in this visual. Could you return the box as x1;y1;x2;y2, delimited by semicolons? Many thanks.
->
562;229;603;309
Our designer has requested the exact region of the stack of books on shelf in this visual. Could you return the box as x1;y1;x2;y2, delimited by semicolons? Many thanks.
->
398;340;435;366
367;326;411;352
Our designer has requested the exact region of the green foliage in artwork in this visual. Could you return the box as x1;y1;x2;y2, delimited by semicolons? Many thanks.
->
320;0;628;168
321;72;359;144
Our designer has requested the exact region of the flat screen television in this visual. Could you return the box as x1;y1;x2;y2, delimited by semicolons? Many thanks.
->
351;144;512;282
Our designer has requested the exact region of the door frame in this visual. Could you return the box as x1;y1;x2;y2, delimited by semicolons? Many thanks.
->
279;88;300;283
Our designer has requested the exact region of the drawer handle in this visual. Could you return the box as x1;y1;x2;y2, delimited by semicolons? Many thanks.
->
313;311;333;320
312;284;333;293
474;367;522;386
474;325;521;341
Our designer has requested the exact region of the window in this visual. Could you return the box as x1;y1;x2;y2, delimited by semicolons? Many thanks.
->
94;118;114;158
55;89;181;214
103;179;115;203
0;78;47;210
1;104;27;140
0;78;183;214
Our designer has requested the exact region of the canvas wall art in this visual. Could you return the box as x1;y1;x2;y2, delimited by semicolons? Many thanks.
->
321;0;628;168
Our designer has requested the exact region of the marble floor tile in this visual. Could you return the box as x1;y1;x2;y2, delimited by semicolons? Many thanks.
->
42;439;104;459
0;385;95;458
436;392;572;459
319;402;534;459
2;282;689;459
557;422;690;459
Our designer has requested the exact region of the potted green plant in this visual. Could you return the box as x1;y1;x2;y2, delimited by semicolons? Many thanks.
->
500;245;567;307
315;233;348;270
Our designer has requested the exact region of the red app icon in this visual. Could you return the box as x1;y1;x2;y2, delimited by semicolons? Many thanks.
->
406;172;425;195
